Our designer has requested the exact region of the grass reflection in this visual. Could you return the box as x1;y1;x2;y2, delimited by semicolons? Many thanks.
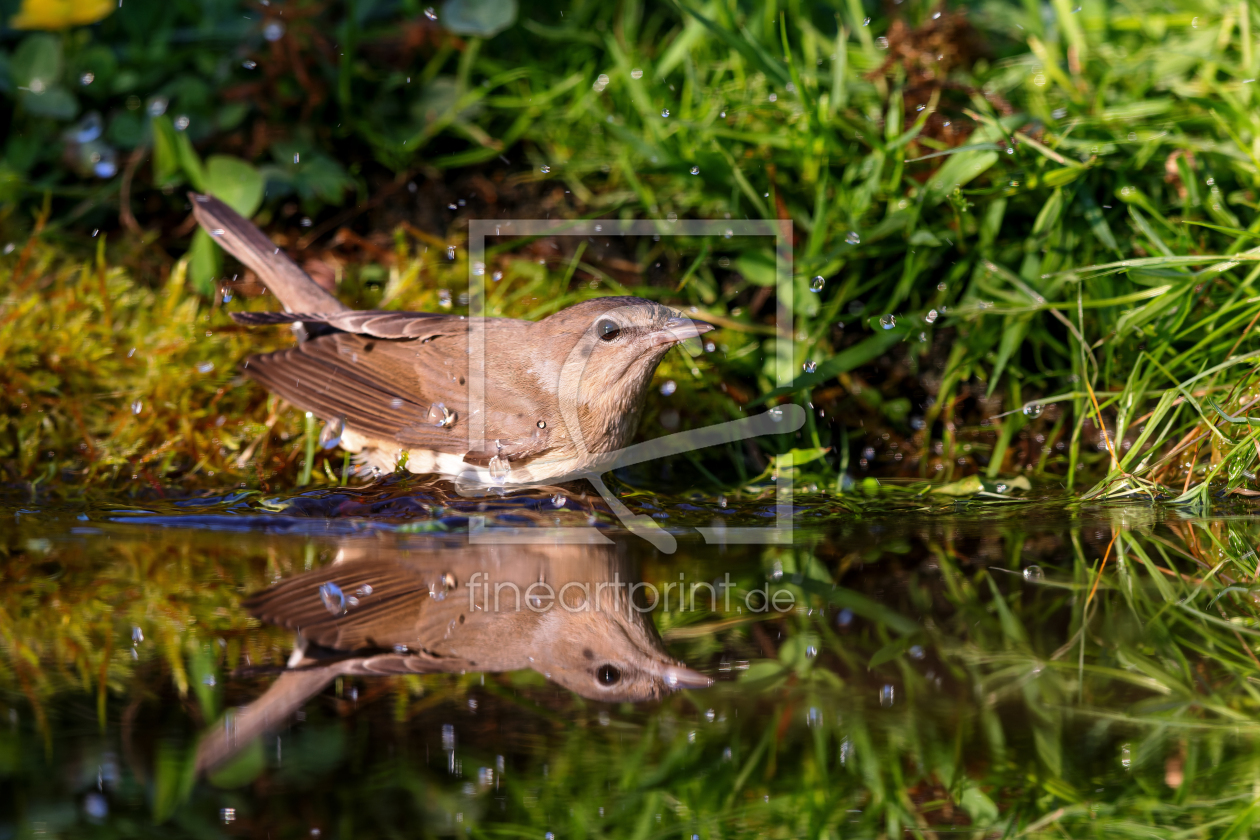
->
3;501;1260;837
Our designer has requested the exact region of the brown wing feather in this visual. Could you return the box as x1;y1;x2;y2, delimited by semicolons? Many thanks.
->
241;333;474;453
241;327;564;463
231;310;477;340
245;561;438;650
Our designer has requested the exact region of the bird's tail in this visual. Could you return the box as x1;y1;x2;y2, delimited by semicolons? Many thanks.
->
194;666;336;775
188;192;348;314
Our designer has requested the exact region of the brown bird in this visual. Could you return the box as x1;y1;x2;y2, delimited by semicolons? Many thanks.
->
195;542;711;773
191;194;713;484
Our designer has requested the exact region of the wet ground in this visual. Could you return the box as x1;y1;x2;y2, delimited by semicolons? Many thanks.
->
3;477;1260;838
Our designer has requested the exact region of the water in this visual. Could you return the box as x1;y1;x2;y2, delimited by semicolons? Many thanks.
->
4;478;1260;836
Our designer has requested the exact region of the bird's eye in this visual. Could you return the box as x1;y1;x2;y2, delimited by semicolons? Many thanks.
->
596;319;621;341
597;664;622;686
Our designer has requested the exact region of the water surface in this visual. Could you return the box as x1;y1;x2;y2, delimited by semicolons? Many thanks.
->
3;479;1258;838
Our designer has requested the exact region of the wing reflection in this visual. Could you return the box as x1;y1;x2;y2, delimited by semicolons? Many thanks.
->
197;542;710;773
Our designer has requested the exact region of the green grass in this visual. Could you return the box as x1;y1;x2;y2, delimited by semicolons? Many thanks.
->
7;0;1260;498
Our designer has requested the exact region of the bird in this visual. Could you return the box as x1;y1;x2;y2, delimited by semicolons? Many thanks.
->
195;541;712;773
190;194;714;485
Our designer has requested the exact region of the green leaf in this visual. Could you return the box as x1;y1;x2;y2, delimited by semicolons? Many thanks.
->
794;580;920;635
771;447;829;470
867;637;911;669
930;475;1031;497
739;660;788;684
735;249;776;287
18;87;76;119
925;150;999;206
204;155;263;217
151;115;205;190
960;785;1000;825
151;740;197;823
441;0;518;37
751;327;909;406
187;228;221;297
11;33;61;90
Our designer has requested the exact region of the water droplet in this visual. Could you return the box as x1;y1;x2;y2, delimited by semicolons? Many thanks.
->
879;314;896;329
879;685;895;707
80;72;95;86
221;808;236;823
173;115;190;131
768;92;777;102
690;166;700;175
767;407;784;422
319;582;347;615
424;6;437;19
1120;743;1131;768
492;270;503;281
723;229;733;239
319;416;345;449
1023;565;1045;582
390;397;404;409
631;68;644;79
805;645;818;658
131;626;144;644
131;400;143;415
552;494;566;508
803;360;817;373
660;380;677;396
845;231;860;245
263;20;284;41
806;707;822;727
488;455;511;482
428;572;456;601
537;420;546;429
661;108;670;118
1022;402;1045;418
769;560;784;582
242;59;257;70
196;361;215;374
356;584;373;596
539;164;550;174
863;16;871;24
909;645;925;660
809;276;825;292
837;608;854;628
427;402;457;428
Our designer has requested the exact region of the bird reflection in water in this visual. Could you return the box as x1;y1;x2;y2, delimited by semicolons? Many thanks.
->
197;542;711;773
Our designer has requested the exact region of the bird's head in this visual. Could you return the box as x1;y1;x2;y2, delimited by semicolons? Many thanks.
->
531;601;712;702
534;296;714;452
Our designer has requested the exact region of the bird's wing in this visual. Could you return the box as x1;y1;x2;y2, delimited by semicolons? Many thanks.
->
245;560;447;651
231;310;466;341
241;330;561;463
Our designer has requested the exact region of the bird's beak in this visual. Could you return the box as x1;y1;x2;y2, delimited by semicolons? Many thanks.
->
652;317;715;347
660;664;713;690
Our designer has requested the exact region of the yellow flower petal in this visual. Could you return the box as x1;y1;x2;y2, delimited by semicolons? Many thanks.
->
12;0;116;30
